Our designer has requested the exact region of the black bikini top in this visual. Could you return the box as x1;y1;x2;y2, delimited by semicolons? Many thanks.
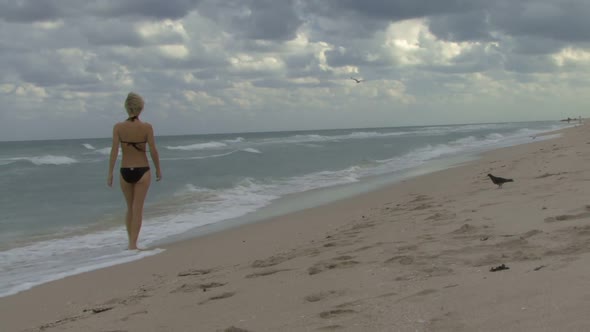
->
120;116;146;151
120;139;146;152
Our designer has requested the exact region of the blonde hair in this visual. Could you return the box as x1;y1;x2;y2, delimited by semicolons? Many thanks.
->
124;92;144;118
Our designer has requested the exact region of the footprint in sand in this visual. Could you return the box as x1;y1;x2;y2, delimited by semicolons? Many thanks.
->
171;281;226;293
318;309;356;319
251;254;293;268
409;194;431;203
199;291;236;305
308;257;360;275
520;229;542;239
571;225;590;237
350;221;376;231
333;299;364;309
120;310;148;322
451;223;477;235
535;172;567;179
316;325;344;331
83;306;114;314
323;240;356;248
405;195;435;211
245;268;291;279
223;326;252;332
37;315;86;331
425;211;457;223
304;290;346;303
384;255;415;265
544;209;590;223
104;285;153;306
177;268;213;277
412;203;434;211
251;247;319;268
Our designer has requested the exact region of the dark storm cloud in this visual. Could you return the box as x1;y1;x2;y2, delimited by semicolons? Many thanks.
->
427;12;494;42
503;54;557;74
323;48;386;68
81;20;146;47
427;1;590;46
283;53;316;69
199;0;303;41
12;53;101;87
508;37;566;55
0;0;202;23
490;1;590;42
0;1;62;22
302;0;485;21
18;67;101;87
135;70;230;91
87;0;202;20
302;0;590;57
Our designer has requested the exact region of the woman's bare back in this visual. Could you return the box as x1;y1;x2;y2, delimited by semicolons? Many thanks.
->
116;120;152;168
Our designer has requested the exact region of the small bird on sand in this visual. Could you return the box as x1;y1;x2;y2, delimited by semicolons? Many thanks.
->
487;173;514;188
350;77;364;83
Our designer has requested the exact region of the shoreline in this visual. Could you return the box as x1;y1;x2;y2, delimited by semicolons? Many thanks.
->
2;123;589;331
1;123;564;299
0;122;572;296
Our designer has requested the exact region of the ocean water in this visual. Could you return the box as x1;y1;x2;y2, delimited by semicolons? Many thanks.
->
0;121;569;297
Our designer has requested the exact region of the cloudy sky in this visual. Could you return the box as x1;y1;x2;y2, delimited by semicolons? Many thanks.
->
1;0;590;141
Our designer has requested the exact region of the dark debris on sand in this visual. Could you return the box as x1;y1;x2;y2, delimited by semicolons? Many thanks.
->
490;264;509;272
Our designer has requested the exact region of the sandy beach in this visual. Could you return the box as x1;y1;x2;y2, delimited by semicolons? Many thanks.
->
2;123;590;331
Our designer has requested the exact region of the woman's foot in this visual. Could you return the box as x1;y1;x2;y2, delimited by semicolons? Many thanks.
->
127;244;146;251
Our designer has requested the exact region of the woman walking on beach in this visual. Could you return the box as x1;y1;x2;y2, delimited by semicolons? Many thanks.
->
107;92;162;250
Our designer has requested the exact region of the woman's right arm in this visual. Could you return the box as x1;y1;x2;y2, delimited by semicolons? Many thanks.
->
146;123;162;181
107;124;120;187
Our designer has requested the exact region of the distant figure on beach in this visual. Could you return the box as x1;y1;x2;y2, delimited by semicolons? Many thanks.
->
107;92;162;250
487;173;513;188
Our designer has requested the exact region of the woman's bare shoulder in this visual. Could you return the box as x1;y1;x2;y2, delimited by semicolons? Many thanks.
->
141;122;154;130
113;122;125;130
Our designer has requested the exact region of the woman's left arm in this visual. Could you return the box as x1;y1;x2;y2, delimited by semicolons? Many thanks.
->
107;124;120;187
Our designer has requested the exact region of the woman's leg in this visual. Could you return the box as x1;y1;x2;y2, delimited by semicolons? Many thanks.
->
119;175;135;249
128;171;151;250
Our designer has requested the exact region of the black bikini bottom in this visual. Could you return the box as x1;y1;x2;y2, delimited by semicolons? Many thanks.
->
120;167;150;184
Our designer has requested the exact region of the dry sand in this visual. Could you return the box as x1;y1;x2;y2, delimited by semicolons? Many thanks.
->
2;123;590;331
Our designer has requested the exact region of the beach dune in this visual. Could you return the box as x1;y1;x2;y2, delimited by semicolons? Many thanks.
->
2;124;590;331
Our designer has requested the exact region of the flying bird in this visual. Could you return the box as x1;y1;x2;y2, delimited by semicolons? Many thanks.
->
487;173;514;188
350;77;364;83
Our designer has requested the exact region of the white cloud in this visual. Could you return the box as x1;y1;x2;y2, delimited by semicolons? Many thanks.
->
553;47;590;67
183;90;224;106
33;20;64;30
14;83;48;98
381;19;478;66
136;19;188;42
0;84;15;94
158;44;190;59
229;54;284;72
